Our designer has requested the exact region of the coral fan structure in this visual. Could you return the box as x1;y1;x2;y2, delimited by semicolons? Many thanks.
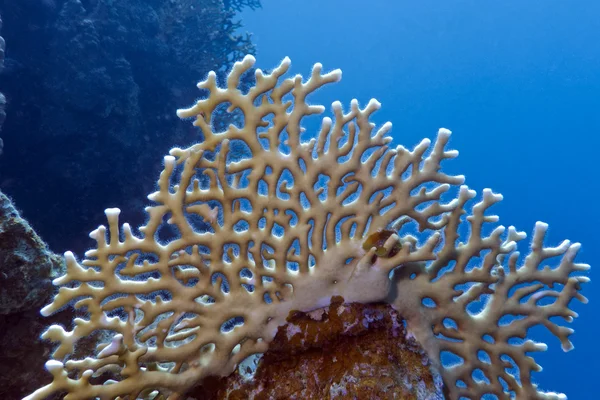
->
27;56;589;400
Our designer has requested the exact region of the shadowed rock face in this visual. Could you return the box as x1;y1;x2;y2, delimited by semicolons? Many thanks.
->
0;1;258;397
0;190;66;398
0;191;62;315
192;297;445;400
0;0;258;256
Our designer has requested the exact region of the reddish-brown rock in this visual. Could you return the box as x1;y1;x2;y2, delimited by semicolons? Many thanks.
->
191;297;444;399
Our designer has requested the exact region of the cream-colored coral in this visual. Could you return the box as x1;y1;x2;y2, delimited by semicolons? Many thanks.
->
26;56;589;400
392;190;589;400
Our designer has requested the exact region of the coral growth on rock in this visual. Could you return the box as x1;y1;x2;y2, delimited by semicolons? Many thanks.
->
193;297;444;399
26;56;589;400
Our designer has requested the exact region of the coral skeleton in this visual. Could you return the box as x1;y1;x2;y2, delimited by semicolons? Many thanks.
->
26;56;590;400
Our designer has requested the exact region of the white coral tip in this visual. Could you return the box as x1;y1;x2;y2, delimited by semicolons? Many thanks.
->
459;185;475;197
421;137;432;147
89;228;99;240
40;304;54;317
331;68;343;81
98;334;124;358
482;188;503;201
105;208;121;218
45;360;64;372
243;54;257;64
369;98;382;109
438;127;452;136
535;221;549;231
64;251;76;262
164;155;176;166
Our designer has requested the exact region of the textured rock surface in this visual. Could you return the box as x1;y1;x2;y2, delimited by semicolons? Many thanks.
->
0;190;66;398
0;191;63;314
0;308;68;400
192;297;445;400
0;2;258;397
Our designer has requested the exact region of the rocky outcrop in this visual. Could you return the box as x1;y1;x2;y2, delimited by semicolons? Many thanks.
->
0;191;63;314
0;190;66;398
0;2;259;397
193;298;445;399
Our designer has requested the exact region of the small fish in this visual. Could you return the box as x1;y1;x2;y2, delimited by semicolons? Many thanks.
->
362;229;402;259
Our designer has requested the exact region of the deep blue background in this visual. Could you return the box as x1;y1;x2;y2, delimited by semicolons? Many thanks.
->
241;0;598;397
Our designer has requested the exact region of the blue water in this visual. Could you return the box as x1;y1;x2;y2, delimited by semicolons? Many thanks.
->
241;1;599;397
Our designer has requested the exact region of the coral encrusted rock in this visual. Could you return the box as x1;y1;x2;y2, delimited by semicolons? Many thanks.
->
192;297;444;399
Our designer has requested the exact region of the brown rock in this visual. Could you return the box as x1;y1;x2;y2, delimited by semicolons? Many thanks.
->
191;297;444;400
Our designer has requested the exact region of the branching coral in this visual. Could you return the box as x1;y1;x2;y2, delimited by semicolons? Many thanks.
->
392;190;589;400
26;56;589;400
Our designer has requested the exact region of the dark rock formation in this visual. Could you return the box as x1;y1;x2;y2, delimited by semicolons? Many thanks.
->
0;191;63;314
0;1;259;397
0;190;67;398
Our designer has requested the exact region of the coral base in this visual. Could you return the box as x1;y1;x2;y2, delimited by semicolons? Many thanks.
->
191;297;444;399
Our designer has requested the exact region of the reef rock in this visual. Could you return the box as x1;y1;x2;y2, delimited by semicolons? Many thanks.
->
0;190;67;398
193;297;445;400
0;191;63;314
